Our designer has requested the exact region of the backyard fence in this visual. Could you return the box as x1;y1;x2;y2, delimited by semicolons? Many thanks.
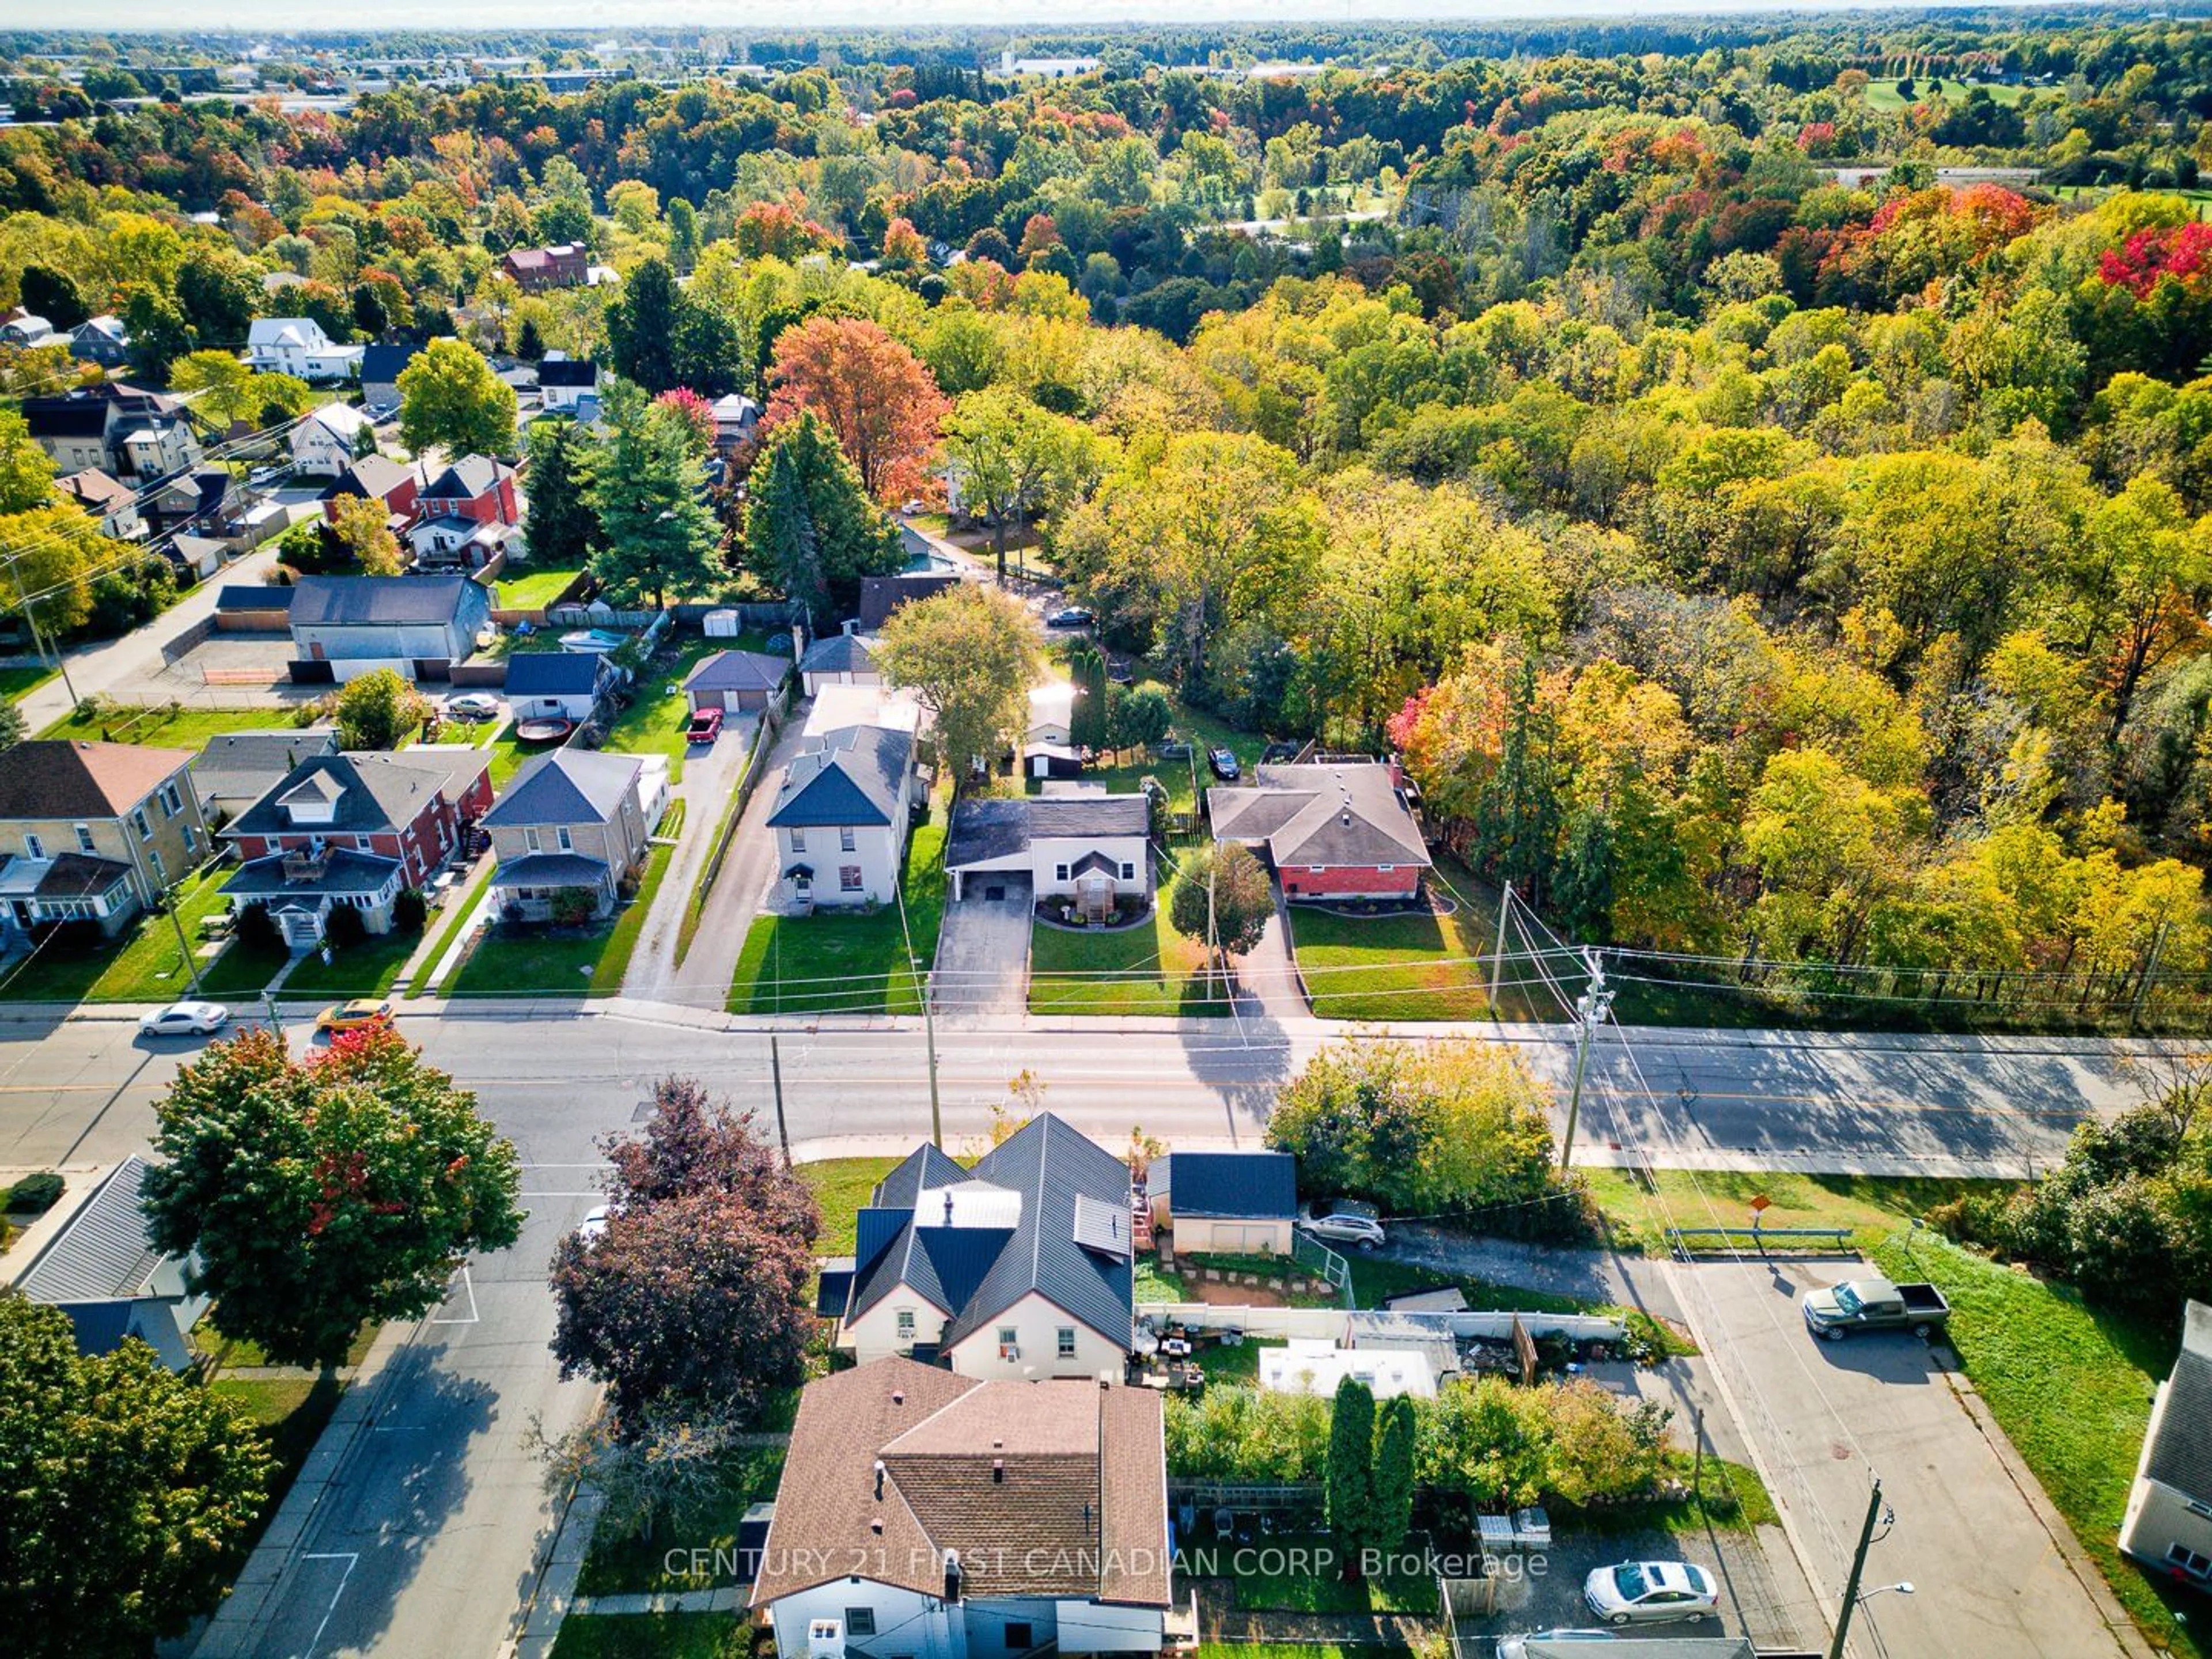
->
1137;1302;1627;1344
1293;1232;1354;1305
1139;1304;1346;1339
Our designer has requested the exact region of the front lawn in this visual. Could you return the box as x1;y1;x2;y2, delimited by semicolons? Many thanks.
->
0;663;57;702
204;1373;345;1554
726;817;947;1016
39;704;308;747
1865;1231;2205;1658
85;865;236;1001
1028;904;1228;1017
573;1444;786;1597
798;1157;900;1253
450;824;681;998
1287;869;1509;1022
196;937;289;998
1581;1167;2009;1257
550;1613;752;1659
281;926;419;999
491;565;588;610
603;636;724;783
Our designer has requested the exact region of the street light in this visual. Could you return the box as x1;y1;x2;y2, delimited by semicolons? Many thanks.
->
1858;1582;1915;1605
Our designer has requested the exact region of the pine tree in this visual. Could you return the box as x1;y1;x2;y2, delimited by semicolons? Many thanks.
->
741;411;903;627
1069;640;1111;750
1373;1394;1417;1555
587;381;720;609
1326;1374;1377;1581
525;418;602;569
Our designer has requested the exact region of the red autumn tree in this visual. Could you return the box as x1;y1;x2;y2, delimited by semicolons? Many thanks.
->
763;315;950;503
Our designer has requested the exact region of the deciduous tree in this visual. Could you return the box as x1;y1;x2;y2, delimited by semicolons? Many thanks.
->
1168;841;1274;958
941;387;1095;578
397;336;517;458
764;316;950;503
876;582;1037;787
334;666;430;749
329;492;405;576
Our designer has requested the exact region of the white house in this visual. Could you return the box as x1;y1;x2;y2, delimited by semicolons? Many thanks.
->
2120;1300;2212;1593
942;793;1150;916
14;1156;209;1369
815;1114;1138;1379
245;318;363;382
1027;681;1076;747
750;1357;1172;1659
536;353;599;412
289;402;374;477
503;650;621;723
765;724;916;908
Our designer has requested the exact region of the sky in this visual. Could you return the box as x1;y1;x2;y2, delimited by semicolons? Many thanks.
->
0;0;2070;35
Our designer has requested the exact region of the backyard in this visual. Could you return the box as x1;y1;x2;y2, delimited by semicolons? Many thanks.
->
797;1156;900;1253
490;564;588;611
1027;904;1229;1017
725;814;947;1016
603;636;731;783
39;703;306;746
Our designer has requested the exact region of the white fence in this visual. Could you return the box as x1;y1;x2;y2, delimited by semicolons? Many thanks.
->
1139;1304;1627;1344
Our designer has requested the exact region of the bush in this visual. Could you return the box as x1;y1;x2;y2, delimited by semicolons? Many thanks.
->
6;1171;64;1214
323;902;367;948
39;918;106;957
550;886;600;927
232;900;281;954
392;888;428;933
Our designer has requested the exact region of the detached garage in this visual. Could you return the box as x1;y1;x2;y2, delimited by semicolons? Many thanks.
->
683;648;789;714
1149;1150;1298;1255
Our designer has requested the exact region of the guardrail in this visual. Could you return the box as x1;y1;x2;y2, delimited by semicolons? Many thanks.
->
1665;1225;1854;1259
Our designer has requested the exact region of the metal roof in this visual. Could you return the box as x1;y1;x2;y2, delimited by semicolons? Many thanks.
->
289;574;481;628
1154;1150;1298;1219
503;652;611;695
16;1156;168;1304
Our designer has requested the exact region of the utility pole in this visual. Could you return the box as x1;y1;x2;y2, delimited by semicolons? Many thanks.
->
7;554;77;707
2131;917;2172;1029
1559;948;1614;1173
1691;1406;1705;1507
1829;1477;1887;1659
263;991;283;1034
769;1032;792;1167
1490;880;1514;1009
921;963;942;1150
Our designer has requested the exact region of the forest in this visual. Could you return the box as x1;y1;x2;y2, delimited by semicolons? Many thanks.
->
3;12;2211;1009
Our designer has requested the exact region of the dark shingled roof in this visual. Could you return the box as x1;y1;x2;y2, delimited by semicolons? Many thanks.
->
192;730;339;808
223;848;402;900
536;357;599;388
490;851;614;888
857;572;960;631
2145;1301;2212;1502
1154;1150;1297;1220
765;725;911;830
224;750;487;839
321;454;415;503
503;652;611;696
289;574;478;627
944;793;1148;870
683;650;788;695
32;853;133;899
1209;760;1430;870
420;456;512;501
484;749;639;827
359;342;419;388
798;631;876;675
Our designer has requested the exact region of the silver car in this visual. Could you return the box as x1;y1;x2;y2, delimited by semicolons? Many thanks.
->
1296;1200;1387;1251
1497;1636;1616;1659
1582;1560;1719;1626
138;1000;231;1037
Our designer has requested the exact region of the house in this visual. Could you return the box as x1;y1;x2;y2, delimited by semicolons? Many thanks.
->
22;385;198;480
112;412;200;483
858;571;960;632
798;630;881;697
0;741;207;936
1260;1337;1437;1400
942;794;1150;917
66;314;130;368
536;354;600;413
501;244;589;291
505;650;621;722
12;1157;207;1370
320;454;419;527
709;392;760;454
245;317;363;382
2120;1300;2212;1592
417;455;520;526
20;390;111;473
1027;682;1076;747
999;48;1102;77
56;468;145;540
359;341;420;410
289;402;374;477
169;535;229;582
287;575;491;680
1146;1150;1297;1255
145;467;240;538
1208;760;1431;901
482;750;652;923
190;729;340;822
751;1357;1171;1659
766;725;918;907
683;649;789;714
409;513;517;572
222;749;492;943
816;1113;1138;1377
1;310;55;347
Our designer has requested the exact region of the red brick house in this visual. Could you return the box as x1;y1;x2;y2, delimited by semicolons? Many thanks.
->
501;244;588;291
416;456;519;527
320;455;420;528
1207;760;1431;901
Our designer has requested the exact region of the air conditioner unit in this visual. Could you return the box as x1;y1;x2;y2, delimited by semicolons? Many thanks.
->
809;1619;846;1659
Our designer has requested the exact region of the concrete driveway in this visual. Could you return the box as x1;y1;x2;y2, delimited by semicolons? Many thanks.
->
620;713;759;1007
1678;1255;2145;1659
933;873;1032;1017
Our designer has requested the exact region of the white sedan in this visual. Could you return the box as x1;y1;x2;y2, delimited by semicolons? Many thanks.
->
1582;1560;1719;1626
445;692;503;722
138;1000;232;1037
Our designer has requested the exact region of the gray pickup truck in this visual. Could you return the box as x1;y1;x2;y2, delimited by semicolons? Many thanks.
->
1801;1275;1950;1340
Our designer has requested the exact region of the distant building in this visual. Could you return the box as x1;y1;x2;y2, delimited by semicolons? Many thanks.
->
536;354;600;413
999;48;1100;78
245;318;363;382
501;244;589;292
0;310;56;348
359;341;421;410
320;454;419;529
66;315;130;369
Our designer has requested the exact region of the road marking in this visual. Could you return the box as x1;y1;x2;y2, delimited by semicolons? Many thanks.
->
298;1550;358;1659
430;1263;479;1324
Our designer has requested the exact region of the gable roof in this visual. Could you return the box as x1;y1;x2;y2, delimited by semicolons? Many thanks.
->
321;454;415;503
359;342;419;387
1208;760;1430;870
765;725;912;829
858;572;960;631
751;1357;1169;1609
24;399;108;438
945;793;1148;870
421;456;512;500
536;357;599;388
503;652;612;696
289;574;479;628
1154;1150;1297;1219
224;749;488;839
0;740;192;819
56;468;134;510
683;649;788;695
484;749;641;828
302;403;371;441
16;1156;168;1304
2145;1300;2212;1502
248;317;328;349
798;631;876;674
190;729;340;805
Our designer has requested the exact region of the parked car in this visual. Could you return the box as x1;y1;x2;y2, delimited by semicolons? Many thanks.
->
1046;607;1094;629
1296;1199;1387;1251
316;998;394;1035
1497;1636;1617;1658
687;706;724;744
577;1204;613;1246
1582;1560;1719;1626
1208;747;1241;781
138;1000;231;1037
445;692;501;722
1801;1275;1951;1340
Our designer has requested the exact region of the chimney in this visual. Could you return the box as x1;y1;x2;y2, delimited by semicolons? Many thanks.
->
892;1389;905;1406
842;618;859;637
944;1548;964;1603
992;1459;1004;1484
943;1191;956;1226
874;1459;886;1499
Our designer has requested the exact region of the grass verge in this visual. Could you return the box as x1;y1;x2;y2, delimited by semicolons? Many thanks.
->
38;704;305;746
1583;1167;2008;1257
797;1157;900;1255
726;815;946;1016
550;1612;753;1658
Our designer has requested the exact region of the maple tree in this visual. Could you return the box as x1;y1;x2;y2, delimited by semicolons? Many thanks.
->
763;315;950;503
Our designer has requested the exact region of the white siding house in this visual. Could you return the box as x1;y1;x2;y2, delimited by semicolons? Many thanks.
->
2120;1300;2212;1592
766;725;916;908
289;403;374;477
245;318;363;382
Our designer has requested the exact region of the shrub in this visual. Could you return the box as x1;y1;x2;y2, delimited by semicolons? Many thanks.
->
232;900;281;954
550;887;599;927
40;918;106;957
323;902;367;948
392;888;428;933
6;1171;64;1214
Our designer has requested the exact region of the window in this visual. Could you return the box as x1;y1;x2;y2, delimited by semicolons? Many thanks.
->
1120;862;1135;881
844;1609;877;1638
840;826;856;853
1054;863;1069;881
557;827;573;852
1004;1624;1033;1650
183;824;197;854
1377;865;1395;874
160;783;183;818
2169;1544;2212;1579
355;836;373;851
525;828;541;853
1056;1327;1077;1359
149;849;164;878
73;825;94;854
790;828;806;854
840;865;863;892
2190;1499;2212;1521
25;834;44;859
895;1309;915;1341
132;808;151;840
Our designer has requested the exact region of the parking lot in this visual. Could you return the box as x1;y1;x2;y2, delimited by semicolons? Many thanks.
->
1680;1255;2140;1659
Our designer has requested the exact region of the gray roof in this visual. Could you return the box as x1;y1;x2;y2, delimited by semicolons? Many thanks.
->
217;584;295;612
223;847;403;899
421;456;511;500
484;749;641;828
766;726;911;830
945;793;1148;870
191;729;339;806
536;357;599;388
1209;761;1430;870
858;573;959;631
684;650;788;695
321;454;414;502
224;750;488;839
944;798;1030;869
2145;1301;2212;1501
798;632;876;674
839;1116;1134;1354
504;652;611;695
16;1156;166;1304
490;851;614;887
289;574;480;628
1154;1151;1297;1219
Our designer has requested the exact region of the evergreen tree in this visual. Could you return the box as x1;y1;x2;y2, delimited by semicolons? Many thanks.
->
525;417;602;569
1373;1394;1417;1555
1325;1375;1378;1581
741;411;903;626
606;258;684;394
588;380;721;609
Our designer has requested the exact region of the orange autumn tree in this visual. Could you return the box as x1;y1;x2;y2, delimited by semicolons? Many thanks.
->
762;316;950;503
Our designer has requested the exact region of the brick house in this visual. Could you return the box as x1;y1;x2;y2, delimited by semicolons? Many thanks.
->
1207;759;1431;901
0;741;209;937
501;244;589;292
416;456;520;526
320;455;420;528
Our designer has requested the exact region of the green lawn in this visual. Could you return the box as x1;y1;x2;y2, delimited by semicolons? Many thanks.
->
1185;1525;1434;1614
1861;76;2029;111
206;1373;346;1555
573;1445;786;1597
407;870;497;998
1286;857;1544;1022
726;816;948;1016
0;663;58;702
196;938;289;998
84;865;236;1001
450;820;682;998
280;927;420;1000
1865;1231;2205;1659
798;1157;900;1253
1581;1166;2009;1257
550;1613;752;1659
491;565;588;610
39;704;308;747
603;637;723;783
1134;1259;1187;1302
1028;905;1228;1017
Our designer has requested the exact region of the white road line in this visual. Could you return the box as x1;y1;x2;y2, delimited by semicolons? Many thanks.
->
298;1550;358;1659
430;1263;479;1324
